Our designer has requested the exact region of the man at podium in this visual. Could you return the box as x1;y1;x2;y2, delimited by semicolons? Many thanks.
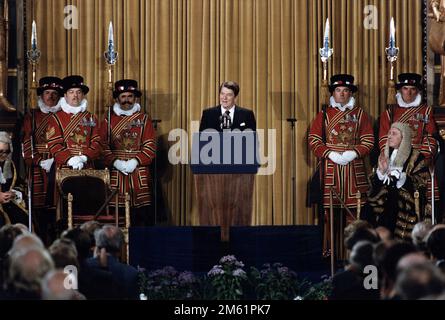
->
196;81;257;241
199;81;256;132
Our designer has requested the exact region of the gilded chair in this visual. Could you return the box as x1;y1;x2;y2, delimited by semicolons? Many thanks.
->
56;168;131;262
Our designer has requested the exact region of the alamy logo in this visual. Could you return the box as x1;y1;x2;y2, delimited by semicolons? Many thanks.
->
64;5;79;30
168;128;277;175
363;5;378;30
63;265;78;290
363;265;378;290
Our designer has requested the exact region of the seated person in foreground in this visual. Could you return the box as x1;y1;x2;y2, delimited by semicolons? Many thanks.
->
364;122;431;240
0;132;28;227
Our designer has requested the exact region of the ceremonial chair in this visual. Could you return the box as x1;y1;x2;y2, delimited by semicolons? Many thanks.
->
56;168;126;228
56;168;131;262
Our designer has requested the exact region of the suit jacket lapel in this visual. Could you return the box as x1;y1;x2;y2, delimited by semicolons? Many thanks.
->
213;106;222;129
232;105;240;128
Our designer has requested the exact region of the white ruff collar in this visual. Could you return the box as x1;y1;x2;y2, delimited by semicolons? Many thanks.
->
330;96;355;112
396;93;422;108
38;97;61;114
113;103;141;116
60;97;88;114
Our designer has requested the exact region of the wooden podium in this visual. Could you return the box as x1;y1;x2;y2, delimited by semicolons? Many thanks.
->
191;131;259;241
194;174;255;241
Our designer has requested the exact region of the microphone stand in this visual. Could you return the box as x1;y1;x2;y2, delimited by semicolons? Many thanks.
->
286;117;297;222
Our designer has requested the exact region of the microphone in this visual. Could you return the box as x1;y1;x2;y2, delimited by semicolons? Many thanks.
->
220;110;231;129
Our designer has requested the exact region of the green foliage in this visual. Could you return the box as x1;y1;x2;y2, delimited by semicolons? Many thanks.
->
294;276;333;300
206;255;248;300
138;266;200;300
249;263;299;300
138;257;332;300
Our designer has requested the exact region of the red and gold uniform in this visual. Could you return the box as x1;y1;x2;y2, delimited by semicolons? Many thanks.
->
309;106;374;208
47;110;101;168
379;104;437;159
22;110;55;207
100;110;156;207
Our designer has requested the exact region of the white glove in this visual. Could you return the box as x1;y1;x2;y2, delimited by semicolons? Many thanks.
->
125;159;139;174
78;155;88;163
342;150;358;164
67;156;80;168
67;156;84;170
328;151;348;166
40;158;54;172
72;161;84;170
113;160;128;175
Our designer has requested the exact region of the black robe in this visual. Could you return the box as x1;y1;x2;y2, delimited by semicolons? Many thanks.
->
363;149;431;240
0;161;29;227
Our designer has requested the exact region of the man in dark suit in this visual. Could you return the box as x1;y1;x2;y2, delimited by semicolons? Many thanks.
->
86;225;139;299
199;81;256;132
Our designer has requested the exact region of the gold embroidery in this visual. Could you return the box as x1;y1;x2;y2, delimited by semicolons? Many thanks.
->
70;127;88;146
117;130;139;152
46;126;56;140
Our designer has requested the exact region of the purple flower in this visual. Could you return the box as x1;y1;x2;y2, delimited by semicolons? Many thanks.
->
234;260;245;268
233;268;246;277
220;255;237;264
208;265;225;277
137;265;146;273
162;266;178;277
277;267;289;274
178;271;196;284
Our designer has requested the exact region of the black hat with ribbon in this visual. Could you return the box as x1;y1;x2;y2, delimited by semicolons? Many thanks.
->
62;75;90;94
37;76;64;96
113;79;142;99
329;74;358;93
395;73;423;90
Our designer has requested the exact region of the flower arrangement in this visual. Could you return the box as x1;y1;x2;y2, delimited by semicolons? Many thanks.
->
138;266;200;300
249;263;299;300
206;255;247;300
138;257;332;300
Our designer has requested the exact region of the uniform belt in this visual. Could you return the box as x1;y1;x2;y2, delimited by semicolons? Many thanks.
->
35;144;49;153
69;147;84;156
113;150;139;160
326;143;357;150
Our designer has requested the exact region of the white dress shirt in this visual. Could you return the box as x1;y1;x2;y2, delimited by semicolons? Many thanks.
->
220;105;235;123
